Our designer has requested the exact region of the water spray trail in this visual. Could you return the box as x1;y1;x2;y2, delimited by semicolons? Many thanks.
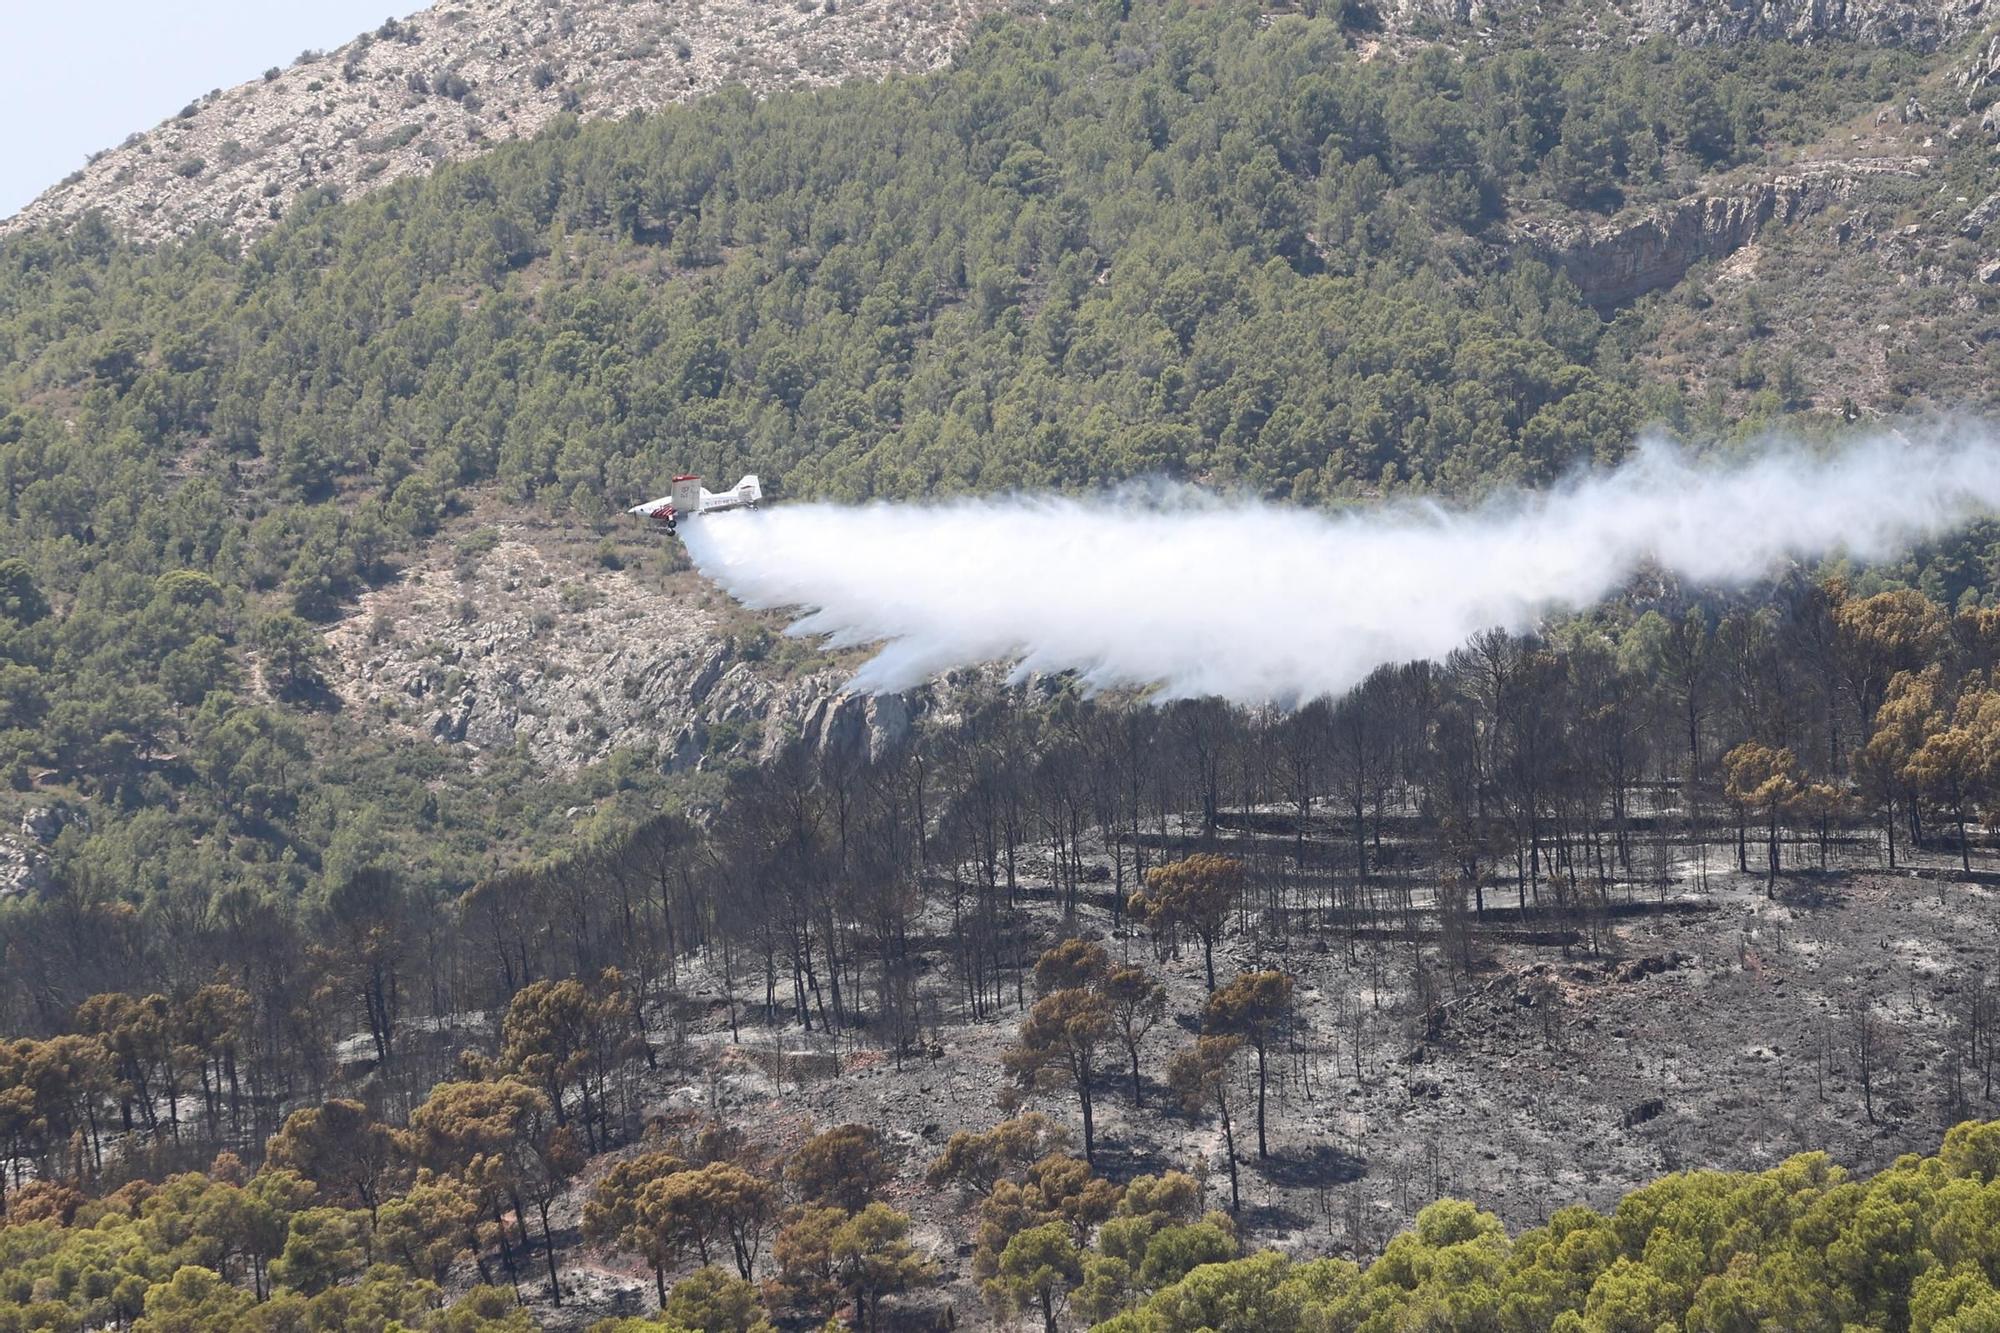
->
680;433;2000;702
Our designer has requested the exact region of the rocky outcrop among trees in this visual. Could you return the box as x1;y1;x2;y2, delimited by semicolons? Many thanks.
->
1628;0;1989;49
324;534;914;773
1519;157;1929;307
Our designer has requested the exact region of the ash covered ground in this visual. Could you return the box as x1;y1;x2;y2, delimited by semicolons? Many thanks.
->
530;807;2000;1327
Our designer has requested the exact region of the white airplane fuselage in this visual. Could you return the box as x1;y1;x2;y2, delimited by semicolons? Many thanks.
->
629;474;762;532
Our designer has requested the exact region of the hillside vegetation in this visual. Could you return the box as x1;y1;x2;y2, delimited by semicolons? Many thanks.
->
9;0;2000;1328
0;0;1978;905
9;1119;2000;1332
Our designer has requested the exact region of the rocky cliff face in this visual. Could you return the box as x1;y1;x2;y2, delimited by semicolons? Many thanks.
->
4;0;1026;246
1625;0;1989;49
1951;25;2000;104
1517;157;1930;307
1372;0;1986;46
322;533;916;777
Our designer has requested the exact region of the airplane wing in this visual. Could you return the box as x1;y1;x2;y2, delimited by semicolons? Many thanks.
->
629;495;674;516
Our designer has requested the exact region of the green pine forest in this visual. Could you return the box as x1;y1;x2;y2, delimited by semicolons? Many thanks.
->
12;1116;2000;1331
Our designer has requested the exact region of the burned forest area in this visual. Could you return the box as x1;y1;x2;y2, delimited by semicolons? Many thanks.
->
12;577;2000;1330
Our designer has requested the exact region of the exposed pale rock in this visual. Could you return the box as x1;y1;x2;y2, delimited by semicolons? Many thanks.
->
322;534;923;774
1961;190;2000;236
1516;158;1929;308
1626;0;1986;48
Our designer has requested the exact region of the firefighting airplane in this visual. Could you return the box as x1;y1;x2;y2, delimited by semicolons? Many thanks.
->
628;474;763;534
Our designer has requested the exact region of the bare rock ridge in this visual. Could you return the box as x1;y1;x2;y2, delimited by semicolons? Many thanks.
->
4;0;1026;246
1518;157;1930;307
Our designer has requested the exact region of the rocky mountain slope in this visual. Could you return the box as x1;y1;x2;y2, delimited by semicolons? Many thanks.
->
322;526;914;775
1621;0;1988;48
5;0;2000;919
11;0;1997;247
3;0;1026;245
1516;151;1936;308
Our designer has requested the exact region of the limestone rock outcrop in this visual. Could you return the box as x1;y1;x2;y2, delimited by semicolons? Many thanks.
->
1517;158;1927;307
323;535;927;776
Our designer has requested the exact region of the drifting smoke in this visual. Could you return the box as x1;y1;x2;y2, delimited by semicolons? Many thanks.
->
680;433;2000;704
